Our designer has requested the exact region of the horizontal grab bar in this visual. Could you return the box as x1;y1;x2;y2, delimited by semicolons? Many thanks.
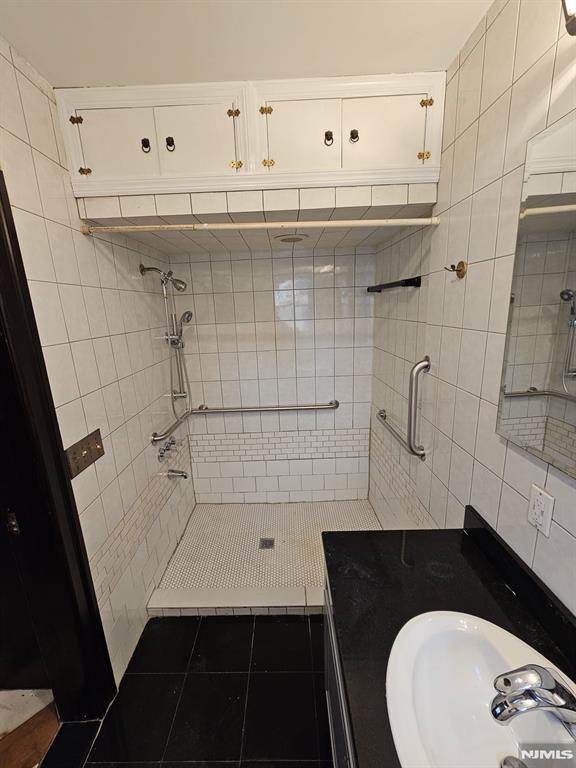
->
377;409;412;454
150;400;339;443
503;389;576;404
190;400;339;415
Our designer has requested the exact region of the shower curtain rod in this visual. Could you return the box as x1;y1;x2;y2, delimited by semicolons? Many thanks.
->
80;217;440;235
520;203;576;219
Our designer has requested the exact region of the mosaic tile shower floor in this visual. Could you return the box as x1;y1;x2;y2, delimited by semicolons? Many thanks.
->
160;501;382;590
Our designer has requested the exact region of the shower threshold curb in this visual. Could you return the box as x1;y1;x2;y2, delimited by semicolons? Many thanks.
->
147;585;323;616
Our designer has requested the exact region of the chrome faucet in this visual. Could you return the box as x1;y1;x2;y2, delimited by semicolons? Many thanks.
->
491;664;576;735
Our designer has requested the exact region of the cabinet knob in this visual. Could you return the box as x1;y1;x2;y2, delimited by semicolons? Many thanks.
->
324;130;334;146
166;136;176;152
349;129;359;143
141;137;151;153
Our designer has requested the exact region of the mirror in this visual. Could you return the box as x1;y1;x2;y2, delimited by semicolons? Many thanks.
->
497;113;576;480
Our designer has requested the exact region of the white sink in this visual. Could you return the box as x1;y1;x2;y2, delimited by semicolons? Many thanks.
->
386;611;575;768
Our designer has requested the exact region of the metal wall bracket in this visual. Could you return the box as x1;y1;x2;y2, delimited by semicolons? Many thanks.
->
417;151;431;161
69;115;83;124
259;105;273;115
420;98;434;107
227;108;240;117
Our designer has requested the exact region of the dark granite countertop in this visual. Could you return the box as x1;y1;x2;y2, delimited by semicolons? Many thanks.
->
322;509;576;768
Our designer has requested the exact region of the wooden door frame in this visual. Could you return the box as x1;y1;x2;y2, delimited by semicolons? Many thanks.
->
0;171;116;720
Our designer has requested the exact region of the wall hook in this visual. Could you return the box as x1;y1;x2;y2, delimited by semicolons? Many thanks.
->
444;260;467;279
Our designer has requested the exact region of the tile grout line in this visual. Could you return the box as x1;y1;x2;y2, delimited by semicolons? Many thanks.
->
159;616;203;762
238;615;256;762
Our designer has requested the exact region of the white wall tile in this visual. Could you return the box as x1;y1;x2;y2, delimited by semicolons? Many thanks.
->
474;90;511;192
471;460;502;527
475;399;507;476
504;47;555;173
451;122;478;204
504;442;548;497
17;72;58;161
548;32;576;125
533;522;576;614
481;0;519;111
513;0;561;81
0;54;28;140
43;343;80;406
0;128;42;214
455;38;485;136
497;482;536;564
545;466;576;538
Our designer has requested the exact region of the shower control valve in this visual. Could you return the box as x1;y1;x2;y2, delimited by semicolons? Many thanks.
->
158;437;176;462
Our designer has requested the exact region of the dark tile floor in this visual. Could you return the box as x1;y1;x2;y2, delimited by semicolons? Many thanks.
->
85;614;331;768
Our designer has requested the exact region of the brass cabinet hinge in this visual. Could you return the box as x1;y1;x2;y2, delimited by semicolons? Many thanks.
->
230;160;243;169
417;151;431;161
69;115;84;124
262;158;275;168
420;98;434;108
78;167;92;175
227;108;240;117
259;106;273;115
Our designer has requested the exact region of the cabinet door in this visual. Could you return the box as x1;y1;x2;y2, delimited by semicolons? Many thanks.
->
76;107;159;179
154;103;239;176
342;94;427;170
264;98;341;172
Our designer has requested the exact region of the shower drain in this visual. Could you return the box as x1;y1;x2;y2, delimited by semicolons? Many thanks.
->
259;538;275;550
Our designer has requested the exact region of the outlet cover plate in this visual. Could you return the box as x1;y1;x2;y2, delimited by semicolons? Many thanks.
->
528;484;554;537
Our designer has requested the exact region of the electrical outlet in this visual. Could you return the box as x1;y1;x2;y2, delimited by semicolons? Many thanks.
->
527;484;554;537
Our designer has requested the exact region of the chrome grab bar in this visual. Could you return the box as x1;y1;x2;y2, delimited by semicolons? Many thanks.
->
150;400;340;443
190;399;339;415
376;356;430;460
503;388;576;404
151;411;190;443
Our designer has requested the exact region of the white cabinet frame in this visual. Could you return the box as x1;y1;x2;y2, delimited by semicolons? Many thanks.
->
56;72;445;197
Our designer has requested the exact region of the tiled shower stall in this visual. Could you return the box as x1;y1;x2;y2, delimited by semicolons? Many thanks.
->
1;0;576;683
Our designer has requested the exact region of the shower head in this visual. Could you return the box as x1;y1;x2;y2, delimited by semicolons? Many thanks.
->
170;277;187;292
180;310;193;325
560;288;575;302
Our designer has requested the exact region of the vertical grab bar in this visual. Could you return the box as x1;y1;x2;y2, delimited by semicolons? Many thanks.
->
376;356;431;460
407;356;431;459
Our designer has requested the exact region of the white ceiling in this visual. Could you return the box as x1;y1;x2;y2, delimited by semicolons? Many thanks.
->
0;0;491;88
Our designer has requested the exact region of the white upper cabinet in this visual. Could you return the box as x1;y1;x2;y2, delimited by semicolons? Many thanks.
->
76;107;160;179
56;73;444;196
262;98;341;172
154;103;240;176
341;94;428;170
